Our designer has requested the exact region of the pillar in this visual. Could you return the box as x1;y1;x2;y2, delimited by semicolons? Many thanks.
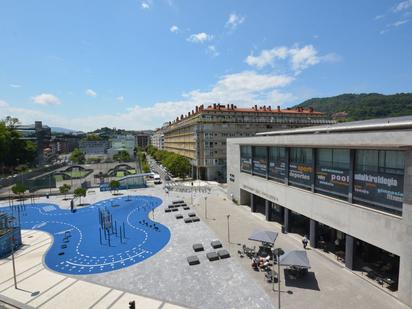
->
309;219;317;248
265;200;270;221
345;234;355;270
250;193;256;213
283;208;289;233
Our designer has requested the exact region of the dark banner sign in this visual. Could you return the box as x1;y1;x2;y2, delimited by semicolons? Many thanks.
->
269;161;286;181
240;158;252;172
353;171;403;210
315;167;350;196
289;163;313;188
253;158;267;176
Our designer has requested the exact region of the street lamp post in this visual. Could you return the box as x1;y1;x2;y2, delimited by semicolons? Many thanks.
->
226;215;230;243
8;217;18;289
273;248;285;309
204;196;208;219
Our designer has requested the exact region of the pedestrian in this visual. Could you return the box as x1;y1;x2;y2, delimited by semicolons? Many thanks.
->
302;235;309;249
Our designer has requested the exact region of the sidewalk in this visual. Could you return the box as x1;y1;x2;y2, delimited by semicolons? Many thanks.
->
0;230;186;309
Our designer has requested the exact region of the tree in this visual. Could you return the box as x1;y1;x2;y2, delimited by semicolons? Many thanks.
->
70;148;85;164
109;180;120;195
59;184;71;199
12;183;27;201
113;150;130;162
74;187;87;205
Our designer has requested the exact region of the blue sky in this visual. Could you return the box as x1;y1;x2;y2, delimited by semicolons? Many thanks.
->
0;0;411;131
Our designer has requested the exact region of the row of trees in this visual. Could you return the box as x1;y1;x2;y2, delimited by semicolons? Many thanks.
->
11;183;87;204
0;117;37;174
146;145;191;178
135;147;150;173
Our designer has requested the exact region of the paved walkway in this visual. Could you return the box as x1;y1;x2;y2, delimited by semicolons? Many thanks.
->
178;185;410;309
0;230;186;308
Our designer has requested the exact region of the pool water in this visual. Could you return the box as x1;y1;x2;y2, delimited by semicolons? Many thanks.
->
3;195;170;275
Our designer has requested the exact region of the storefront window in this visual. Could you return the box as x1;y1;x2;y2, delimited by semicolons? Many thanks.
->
289;148;313;189
315;149;350;198
252;146;267;177
354;150;404;215
240;145;252;173
268;147;286;182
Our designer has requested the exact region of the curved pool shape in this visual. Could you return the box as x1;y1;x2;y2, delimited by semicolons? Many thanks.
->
3;195;170;275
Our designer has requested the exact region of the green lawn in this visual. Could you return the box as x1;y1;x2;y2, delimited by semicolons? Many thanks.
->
54;175;64;182
116;171;125;177
68;170;88;178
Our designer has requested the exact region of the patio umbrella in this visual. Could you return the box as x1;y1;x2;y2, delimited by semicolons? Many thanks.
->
248;229;278;244
279;250;311;269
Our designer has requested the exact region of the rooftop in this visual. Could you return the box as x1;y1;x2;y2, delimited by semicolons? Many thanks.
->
256;115;412;136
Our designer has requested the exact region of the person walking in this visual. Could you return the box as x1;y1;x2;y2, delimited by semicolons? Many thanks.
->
302;235;309;249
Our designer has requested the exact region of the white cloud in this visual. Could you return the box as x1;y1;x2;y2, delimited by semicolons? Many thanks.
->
246;44;339;75
141;1;151;9
225;13;245;30
187;32;213;43
170;25;179;33
9;84;21;88
394;0;412;12
2;69;298;131
392;19;409;26
0;100;9;108
116;96;124;102
375;15;385;20
207;45;219;57
85;89;97;97
31;93;61;105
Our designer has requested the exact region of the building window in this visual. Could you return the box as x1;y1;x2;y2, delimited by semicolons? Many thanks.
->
252;146;267;177
354;150;404;215
268;147;286;182
289;147;313;189
315;149;350;199
240;145;252;173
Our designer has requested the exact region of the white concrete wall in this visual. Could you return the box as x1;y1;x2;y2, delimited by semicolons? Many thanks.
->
227;137;412;308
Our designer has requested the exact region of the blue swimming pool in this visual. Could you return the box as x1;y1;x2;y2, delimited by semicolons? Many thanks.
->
2;195;170;275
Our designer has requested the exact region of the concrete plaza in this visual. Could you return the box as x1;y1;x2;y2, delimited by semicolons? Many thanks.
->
0;184;410;309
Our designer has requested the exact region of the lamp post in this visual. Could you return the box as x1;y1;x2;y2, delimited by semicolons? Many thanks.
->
273;248;285;309
226;215;230;243
204;196;208;219
8;217;18;289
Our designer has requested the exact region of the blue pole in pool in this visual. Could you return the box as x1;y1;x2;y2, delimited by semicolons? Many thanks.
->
108;230;111;246
115;221;118;236
99;227;102;245
123;222;126;239
120;226;123;243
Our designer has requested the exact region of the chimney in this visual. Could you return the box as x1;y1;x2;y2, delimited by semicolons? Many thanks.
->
277;105;281;112
196;106;199;112
180;115;183;120
213;103;217;109
254;104;258;111
268;106;271;111
230;104;234;109
309;107;314;113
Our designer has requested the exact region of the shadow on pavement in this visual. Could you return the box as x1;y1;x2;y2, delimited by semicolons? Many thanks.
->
283;269;320;291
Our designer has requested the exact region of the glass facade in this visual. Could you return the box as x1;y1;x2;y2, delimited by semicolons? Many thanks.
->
268;147;286;182
354;150;404;213
240;145;252;173
289;148;313;189
315;149;350;198
252;146;267;177
240;145;405;216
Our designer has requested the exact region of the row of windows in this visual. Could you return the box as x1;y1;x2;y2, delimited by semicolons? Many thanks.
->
240;146;405;216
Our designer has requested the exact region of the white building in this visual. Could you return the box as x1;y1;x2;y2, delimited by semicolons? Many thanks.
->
227;116;412;307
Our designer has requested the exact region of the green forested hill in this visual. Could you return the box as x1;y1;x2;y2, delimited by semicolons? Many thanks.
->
295;93;412;121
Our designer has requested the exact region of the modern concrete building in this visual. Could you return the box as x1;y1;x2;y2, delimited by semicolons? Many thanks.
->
107;135;136;157
79;140;110;155
226;116;412;307
135;131;152;149
163;104;334;181
16;121;51;163
151;125;167;150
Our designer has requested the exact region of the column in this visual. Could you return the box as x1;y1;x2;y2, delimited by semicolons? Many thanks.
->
250;193;256;212
265;200;270;221
345;234;355;270
283;208;289;233
348;149;355;203
309;219;317;248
